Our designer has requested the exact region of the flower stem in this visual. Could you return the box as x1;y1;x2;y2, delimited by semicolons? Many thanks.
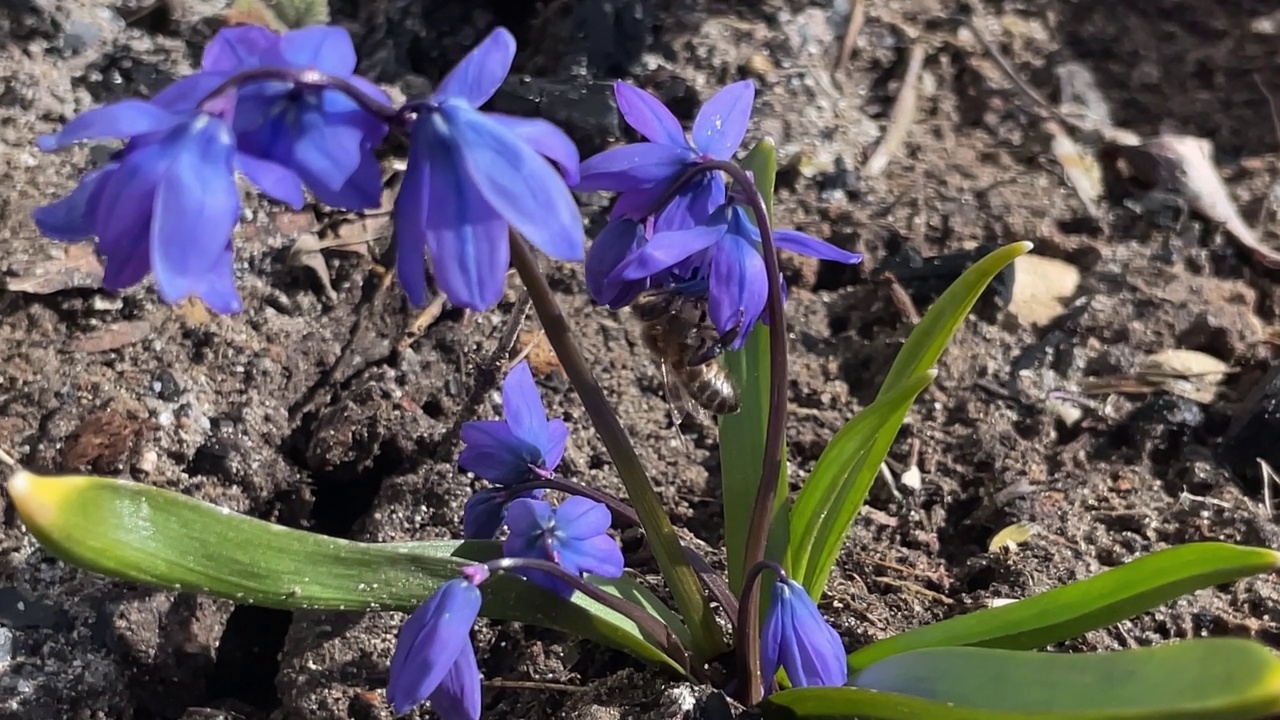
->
508;235;727;662
696;159;789;706
736;560;789;695
484;556;695;676
509;477;741;619
198;67;408;128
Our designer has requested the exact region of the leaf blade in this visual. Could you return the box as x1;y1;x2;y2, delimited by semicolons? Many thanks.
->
765;640;1280;719
787;242;1031;598
8;471;685;671
849;542;1280;670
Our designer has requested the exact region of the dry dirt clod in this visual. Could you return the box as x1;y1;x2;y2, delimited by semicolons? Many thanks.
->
71;319;153;353
2;243;104;295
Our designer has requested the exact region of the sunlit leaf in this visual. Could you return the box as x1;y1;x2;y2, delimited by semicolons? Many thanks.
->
849;542;1280;670
764;640;1280;719
7;471;686;671
785;371;936;594
788;242;1032;598
720;137;788;593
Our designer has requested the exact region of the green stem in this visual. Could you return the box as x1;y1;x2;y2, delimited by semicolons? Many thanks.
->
508;236;726;661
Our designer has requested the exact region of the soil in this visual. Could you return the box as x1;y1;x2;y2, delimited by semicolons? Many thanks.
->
3;1;1280;719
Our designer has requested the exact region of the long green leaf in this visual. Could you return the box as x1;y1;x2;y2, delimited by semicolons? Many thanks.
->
849;542;1279;670
720;137;788;593
764;640;1280;719
7;471;685;672
788;242;1031;598
785;371;936;594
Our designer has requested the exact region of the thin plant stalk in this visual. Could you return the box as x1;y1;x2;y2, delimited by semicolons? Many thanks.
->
508;235;727;660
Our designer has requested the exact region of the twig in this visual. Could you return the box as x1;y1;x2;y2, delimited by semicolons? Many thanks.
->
396;293;449;352
483;679;587;693
0;447;18;469
1258;458;1279;518
1253;74;1280;229
873;575;954;605
833;0;867;71
863;41;927;178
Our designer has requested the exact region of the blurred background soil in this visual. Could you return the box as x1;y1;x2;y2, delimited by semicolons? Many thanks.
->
2;0;1280;718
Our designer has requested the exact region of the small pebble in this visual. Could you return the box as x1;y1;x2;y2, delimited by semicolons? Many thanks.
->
151;369;182;402
0;626;12;665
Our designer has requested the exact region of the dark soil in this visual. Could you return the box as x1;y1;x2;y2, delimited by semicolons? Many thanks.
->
3;1;1280;719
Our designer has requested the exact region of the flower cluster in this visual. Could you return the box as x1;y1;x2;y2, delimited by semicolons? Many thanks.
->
389;361;623;718
577;81;863;347
34;24;582;314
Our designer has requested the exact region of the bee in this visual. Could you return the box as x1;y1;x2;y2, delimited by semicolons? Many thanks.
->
631;288;742;420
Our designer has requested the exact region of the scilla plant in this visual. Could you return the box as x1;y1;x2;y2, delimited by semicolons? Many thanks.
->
8;22;1280;720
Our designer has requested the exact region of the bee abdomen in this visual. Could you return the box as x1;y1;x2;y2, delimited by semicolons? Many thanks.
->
679;367;741;415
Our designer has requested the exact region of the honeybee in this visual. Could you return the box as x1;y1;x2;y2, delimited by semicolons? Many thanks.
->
632;288;742;420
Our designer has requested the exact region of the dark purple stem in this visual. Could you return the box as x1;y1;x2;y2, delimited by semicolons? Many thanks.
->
736;560;789;695
482;556;696;676
197;66;409;129
638;159;789;705
506;477;741;619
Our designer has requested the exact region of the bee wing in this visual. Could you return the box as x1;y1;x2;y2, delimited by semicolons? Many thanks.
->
659;362;709;428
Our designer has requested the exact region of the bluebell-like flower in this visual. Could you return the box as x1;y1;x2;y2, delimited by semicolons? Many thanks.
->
229;26;390;210
609;203;862;347
458;360;568;485
387;571;487;719
33;105;247;312
393;27;584;309
760;578;848;693
503;495;624;598
577;81;754;304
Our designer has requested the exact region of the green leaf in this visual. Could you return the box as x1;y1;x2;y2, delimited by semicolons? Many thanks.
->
849;542;1280;670
785;371;936;594
787;242;1031;598
720;137;788;593
7;471;687;672
763;640;1280;719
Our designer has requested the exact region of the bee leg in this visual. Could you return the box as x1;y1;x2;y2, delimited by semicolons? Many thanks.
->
689;309;747;366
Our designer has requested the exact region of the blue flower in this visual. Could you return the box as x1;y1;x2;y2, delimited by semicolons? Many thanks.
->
458;360;568;485
33;105;246;312
228;26;390;210
393;27;584;309
503;495;624;598
760;578;847;693
609;203;862;347
387;572;486;719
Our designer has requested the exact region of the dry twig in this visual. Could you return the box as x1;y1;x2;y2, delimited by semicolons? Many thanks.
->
863;41;927;178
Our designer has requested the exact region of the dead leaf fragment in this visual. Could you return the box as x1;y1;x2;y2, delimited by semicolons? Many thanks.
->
3;243;104;295
1008;254;1081;327
1139;348;1230;403
989;521;1037;554
287;232;339;302
72;320;152;353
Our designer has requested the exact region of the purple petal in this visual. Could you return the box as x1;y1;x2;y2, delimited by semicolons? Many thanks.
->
553;496;612;539
463;488;508;540
442;103;583;263
585;218;648;308
609;183;669;220
433;27;516;107
235;153;305;209
544;419;569;471
38;100;182;151
653;172;726;234
612;225;725;282
93;144;164;290
692;80;755;160
202;25;280;72
196;245;244;315
504;498;555;546
345;75;392;107
557;533;624;579
576;143;695;192
427;640;482;720
614;81;687;147
32;165;115;241
773;229;862;264
708;233;766;347
776;580;847;687
387;580;481;715
417;120;511;310
393;141;431;306
501;361;550;451
151;72;231;113
287;104;370;205
150;118;241;310
458;420;540;486
760;581;785;694
486;113;581;185
277;25;357;76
